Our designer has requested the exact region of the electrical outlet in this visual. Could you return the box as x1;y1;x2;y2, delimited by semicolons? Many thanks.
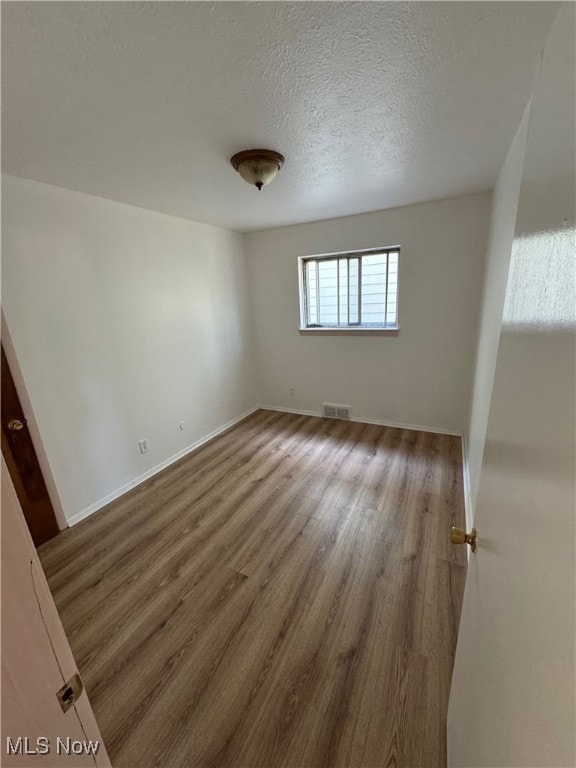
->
288;386;295;396
138;439;149;454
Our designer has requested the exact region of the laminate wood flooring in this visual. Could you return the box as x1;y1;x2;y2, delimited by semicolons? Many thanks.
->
39;410;467;768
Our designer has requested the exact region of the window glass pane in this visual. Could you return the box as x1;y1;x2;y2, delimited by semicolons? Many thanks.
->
360;253;386;325
306;261;318;324
387;252;399;326
338;257;348;326
349;258;359;323
318;259;338;325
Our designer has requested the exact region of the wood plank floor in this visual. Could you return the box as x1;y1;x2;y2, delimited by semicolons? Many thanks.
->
39;409;467;768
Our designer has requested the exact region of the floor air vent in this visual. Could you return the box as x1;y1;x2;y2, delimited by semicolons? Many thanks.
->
323;404;351;420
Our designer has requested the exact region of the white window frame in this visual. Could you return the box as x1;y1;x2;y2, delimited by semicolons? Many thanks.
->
298;247;400;334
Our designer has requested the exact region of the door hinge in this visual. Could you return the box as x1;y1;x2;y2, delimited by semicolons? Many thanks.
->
56;673;84;713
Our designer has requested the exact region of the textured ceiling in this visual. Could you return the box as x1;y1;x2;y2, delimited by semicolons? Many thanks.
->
2;2;558;232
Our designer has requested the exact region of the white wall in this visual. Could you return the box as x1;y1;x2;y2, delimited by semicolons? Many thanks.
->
246;194;491;433
2;175;257;524
466;105;530;517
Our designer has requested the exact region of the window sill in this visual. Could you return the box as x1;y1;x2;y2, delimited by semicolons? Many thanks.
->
299;327;400;336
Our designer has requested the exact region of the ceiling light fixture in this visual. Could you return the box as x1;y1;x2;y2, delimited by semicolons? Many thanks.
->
230;149;285;191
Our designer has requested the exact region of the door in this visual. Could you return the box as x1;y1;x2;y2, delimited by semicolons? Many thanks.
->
1;345;59;545
1;458;111;767
447;8;575;767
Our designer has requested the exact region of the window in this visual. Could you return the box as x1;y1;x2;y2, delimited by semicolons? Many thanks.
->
299;247;400;331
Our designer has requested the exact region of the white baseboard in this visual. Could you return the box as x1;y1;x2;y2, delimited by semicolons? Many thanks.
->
259;404;462;436
66;406;259;527
259;404;323;419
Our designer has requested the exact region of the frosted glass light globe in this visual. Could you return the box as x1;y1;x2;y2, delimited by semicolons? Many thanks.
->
237;158;280;190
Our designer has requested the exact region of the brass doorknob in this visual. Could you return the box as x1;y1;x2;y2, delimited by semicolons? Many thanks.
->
452;527;477;553
7;419;25;432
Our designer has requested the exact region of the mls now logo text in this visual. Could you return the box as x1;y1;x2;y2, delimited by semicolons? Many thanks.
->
6;737;100;756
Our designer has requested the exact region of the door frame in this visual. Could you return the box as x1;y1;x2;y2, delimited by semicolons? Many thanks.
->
1;310;67;530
